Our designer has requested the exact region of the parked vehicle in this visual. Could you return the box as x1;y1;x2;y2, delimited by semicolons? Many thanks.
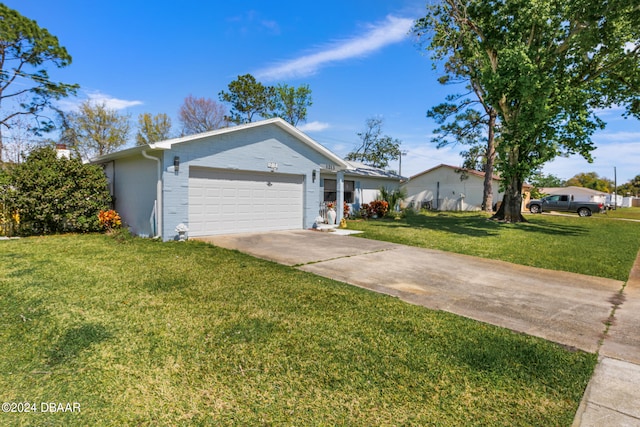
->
526;194;605;217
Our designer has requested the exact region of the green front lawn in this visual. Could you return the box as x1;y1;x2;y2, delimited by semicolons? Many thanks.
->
605;206;640;220
1;235;595;426
347;211;640;281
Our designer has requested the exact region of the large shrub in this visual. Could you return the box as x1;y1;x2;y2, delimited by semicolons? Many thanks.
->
10;146;112;235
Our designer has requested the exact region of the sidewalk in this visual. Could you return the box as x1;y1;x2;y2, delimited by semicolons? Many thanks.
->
572;249;640;426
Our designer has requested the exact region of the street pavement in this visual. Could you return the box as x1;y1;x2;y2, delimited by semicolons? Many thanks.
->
196;229;640;426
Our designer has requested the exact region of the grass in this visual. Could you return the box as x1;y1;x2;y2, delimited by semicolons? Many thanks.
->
347;211;640;281
0;234;596;426
605;206;640;220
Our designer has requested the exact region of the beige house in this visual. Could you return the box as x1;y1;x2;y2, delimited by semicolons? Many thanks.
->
402;164;531;211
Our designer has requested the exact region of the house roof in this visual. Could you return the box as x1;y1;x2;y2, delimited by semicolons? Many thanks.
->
408;164;502;181
408;163;532;189
91;118;349;169
343;160;404;180
540;186;608;196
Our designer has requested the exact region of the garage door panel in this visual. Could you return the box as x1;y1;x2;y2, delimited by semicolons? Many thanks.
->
188;168;304;236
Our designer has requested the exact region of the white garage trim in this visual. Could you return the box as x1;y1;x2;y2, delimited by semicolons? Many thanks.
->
188;167;304;236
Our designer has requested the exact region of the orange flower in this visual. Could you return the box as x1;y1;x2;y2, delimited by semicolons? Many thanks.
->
98;210;122;231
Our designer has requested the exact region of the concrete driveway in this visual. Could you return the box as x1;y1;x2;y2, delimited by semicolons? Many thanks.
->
197;229;623;353
198;229;640;425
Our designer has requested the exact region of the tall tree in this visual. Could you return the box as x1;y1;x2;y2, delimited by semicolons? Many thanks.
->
415;9;499;212
178;95;227;135
0;4;78;161
136;112;172;145
425;97;498;211
218;74;276;124
345;117;401;169
618;175;640;197
66;101;131;160
415;0;640;222
269;83;312;126
566;172;613;192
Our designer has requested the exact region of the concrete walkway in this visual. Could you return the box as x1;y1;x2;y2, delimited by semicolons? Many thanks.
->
196;230;640;426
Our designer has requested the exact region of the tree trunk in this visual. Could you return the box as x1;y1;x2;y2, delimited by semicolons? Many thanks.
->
492;174;526;222
481;111;497;212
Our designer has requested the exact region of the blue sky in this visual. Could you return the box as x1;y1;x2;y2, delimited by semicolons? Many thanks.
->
5;0;639;183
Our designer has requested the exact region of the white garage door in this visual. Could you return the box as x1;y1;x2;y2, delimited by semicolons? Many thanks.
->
188;167;304;236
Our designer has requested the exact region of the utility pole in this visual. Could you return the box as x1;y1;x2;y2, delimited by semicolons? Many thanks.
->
399;150;408;176
614;166;617;210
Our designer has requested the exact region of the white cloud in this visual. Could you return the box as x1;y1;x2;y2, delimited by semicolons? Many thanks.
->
256;15;414;81
57;91;143;112
86;91;143;110
624;41;638;53
542;140;640;182
297;121;330;132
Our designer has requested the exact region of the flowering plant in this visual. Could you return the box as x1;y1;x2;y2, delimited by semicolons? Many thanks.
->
98;209;122;231
343;201;350;217
326;202;335;209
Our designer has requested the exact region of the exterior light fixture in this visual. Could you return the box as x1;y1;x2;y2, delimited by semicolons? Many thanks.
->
173;156;180;172
312;170;316;183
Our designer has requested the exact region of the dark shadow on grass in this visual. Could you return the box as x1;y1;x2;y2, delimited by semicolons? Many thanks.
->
370;212;590;238
47;323;112;365
404;213;501;237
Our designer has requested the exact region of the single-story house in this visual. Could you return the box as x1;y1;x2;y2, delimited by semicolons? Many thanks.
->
539;186;607;203
539;186;624;207
92;118;401;241
323;160;402;212
402;164;531;211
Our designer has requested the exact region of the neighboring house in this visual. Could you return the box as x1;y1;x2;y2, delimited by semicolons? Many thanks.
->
402;164;531;211
540;186;625;207
92;118;400;241
402;164;502;211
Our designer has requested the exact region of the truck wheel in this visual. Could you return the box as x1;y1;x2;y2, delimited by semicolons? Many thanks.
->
529;205;541;214
577;207;591;217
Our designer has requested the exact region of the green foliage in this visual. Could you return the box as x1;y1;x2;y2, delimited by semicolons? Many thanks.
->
136;112;172;145
618;175;640;197
8;146;112;235
218;75;313;126
0;4;79;138
414;0;640;222
269;83;312;126
566;172;614;192
218;74;276;124
345;117;401;169
378;186;407;213
64;101;131;160
529;172;567;198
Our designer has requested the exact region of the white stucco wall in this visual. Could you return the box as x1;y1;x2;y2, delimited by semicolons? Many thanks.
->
403;167;502;211
110;154;159;237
